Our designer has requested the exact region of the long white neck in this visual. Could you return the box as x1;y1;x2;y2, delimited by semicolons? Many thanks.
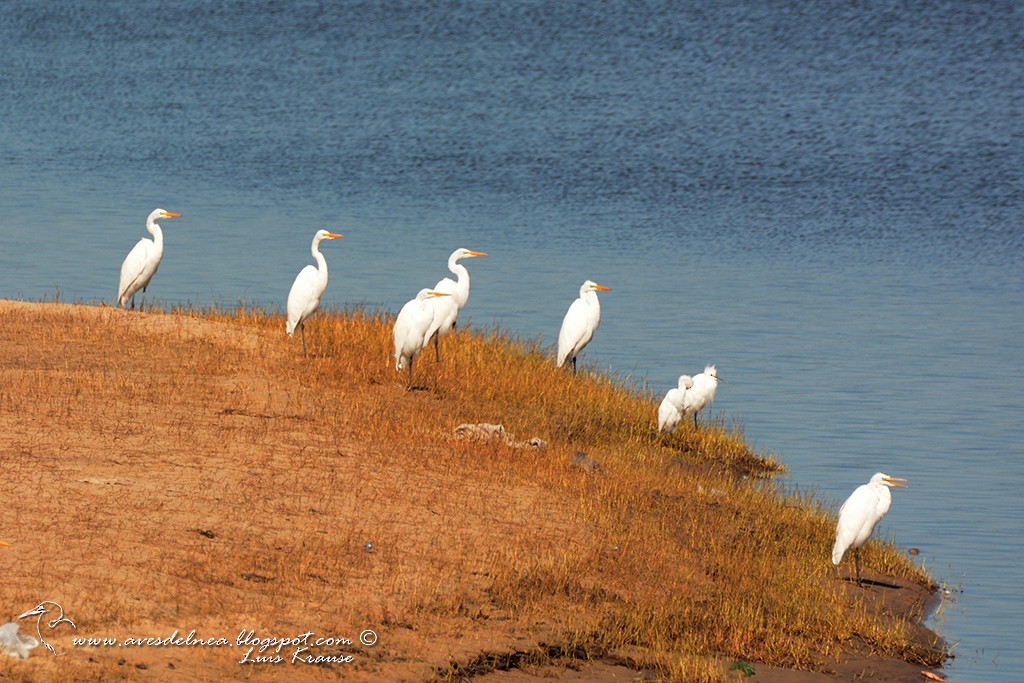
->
146;216;164;254
584;289;601;324
449;261;470;307
876;484;892;516
311;238;329;288
416;290;438;315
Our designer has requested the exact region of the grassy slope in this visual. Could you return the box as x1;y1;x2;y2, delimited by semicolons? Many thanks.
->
0;301;944;682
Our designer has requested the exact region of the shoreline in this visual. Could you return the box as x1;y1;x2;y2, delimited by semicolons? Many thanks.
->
0;300;946;681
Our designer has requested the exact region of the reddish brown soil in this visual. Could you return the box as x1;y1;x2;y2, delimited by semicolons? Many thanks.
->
0;301;945;682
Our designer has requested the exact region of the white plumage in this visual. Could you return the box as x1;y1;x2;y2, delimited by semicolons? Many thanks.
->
118;208;182;310
832;472;908;582
394;289;450;388
682;365;721;426
556;280;611;372
286;229;343;355
658;374;694;433
424;248;488;361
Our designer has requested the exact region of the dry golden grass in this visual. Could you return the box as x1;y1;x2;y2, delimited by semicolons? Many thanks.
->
0;300;944;682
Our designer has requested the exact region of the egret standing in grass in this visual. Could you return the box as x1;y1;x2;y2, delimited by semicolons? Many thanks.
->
118;208;182;311
425;248;489;361
394;289;450;388
682;365;722;426
556;280;610;372
286;229;343;356
658;374;694;433
832;472;908;582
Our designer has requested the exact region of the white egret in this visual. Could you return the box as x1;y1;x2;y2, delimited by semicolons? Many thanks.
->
556;280;611;372
658;374;694;433
832;472;908;582
394;289;451;388
0;622;37;659
682;365;722;426
425;248;489;361
286;229;344;356
118;208;182;310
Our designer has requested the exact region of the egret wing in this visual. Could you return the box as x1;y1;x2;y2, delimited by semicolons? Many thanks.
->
118;238;154;305
286;264;321;334
557;298;590;366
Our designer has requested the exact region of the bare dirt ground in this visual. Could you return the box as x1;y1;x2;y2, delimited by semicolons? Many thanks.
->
0;301;945;682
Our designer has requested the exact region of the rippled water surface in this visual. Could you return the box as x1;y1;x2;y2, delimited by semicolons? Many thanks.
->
1;1;1021;679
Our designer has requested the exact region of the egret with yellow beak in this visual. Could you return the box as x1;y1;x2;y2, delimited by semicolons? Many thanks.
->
557;280;611;372
832;472;908;582
118;208;183;310
286;229;344;355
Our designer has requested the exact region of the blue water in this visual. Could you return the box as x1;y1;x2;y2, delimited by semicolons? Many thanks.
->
1;1;1021;679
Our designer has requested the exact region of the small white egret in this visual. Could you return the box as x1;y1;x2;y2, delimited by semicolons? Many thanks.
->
425;248;489;361
394;289;451;388
0;622;38;659
682;365;722;426
832;472;908;582
118;208;182;310
658;374;694;433
556;280;611;372
286;229;344;356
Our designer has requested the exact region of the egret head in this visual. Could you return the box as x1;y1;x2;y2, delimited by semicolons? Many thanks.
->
581;280;611;294
455;248;488;259
704;365;722;381
878;473;908;488
416;289;451;301
869;472;907;488
314;229;344;242
148;208;182;223
679;374;694;390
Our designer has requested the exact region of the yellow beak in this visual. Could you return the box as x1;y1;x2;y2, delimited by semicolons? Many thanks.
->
884;477;908;488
